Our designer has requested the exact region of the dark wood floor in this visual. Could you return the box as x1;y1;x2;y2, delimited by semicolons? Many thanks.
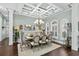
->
43;47;79;56
0;39;79;56
0;39;18;56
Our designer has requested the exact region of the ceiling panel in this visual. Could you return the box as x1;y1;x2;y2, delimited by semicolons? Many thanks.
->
43;12;50;16
0;3;71;19
32;8;45;16
23;4;34;11
39;3;50;10
28;3;39;7
53;3;72;10
17;3;71;18
48;9;55;14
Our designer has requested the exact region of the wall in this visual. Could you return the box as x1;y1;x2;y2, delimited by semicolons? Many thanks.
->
14;15;36;26
0;14;2;41
71;4;79;51
14;15;46;30
45;9;72;44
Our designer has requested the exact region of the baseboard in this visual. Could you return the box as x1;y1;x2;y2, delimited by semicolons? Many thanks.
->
0;37;9;45
1;37;9;42
52;39;64;45
0;40;2;45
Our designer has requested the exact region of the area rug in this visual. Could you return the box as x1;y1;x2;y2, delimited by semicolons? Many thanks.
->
18;43;61;56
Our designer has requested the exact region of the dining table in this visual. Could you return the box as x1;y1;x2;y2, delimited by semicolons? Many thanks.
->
25;36;34;42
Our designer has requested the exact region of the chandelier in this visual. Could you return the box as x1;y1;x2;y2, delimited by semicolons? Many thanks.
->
34;9;44;30
34;18;44;25
34;18;44;30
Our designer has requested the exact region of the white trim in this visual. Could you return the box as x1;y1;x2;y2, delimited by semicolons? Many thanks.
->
0;15;2;41
30;3;42;14
71;4;79;51
52;39;64;45
51;20;59;39
9;9;14;45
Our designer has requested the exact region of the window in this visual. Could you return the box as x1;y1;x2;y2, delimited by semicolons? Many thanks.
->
51;20;58;39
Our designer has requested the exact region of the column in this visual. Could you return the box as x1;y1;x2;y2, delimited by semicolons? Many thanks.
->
72;4;79;51
8;9;14;45
0;14;2;41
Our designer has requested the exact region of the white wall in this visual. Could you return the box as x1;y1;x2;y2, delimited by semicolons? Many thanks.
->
71;4;79;51
0;3;23;11
45;9;72;44
14;15;36;26
0;14;2;41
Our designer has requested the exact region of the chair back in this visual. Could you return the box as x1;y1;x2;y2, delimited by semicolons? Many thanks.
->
20;30;26;44
34;36;39;43
42;35;46;41
40;34;43;38
48;34;52;40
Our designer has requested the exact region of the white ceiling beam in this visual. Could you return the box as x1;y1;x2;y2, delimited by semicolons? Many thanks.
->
40;6;54;16
40;3;62;16
30;3;42;14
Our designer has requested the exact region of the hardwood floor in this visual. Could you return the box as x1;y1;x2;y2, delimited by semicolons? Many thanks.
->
0;39;18;56
0;39;79;56
43;47;79;56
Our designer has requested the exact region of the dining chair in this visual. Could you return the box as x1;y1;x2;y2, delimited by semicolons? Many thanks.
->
39;35;47;48
46;34;52;44
30;35;40;48
20;32;28;51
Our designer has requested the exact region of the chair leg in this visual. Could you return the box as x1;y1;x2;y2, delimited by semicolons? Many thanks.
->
24;44;27;48
20;44;23;51
38;45;40;50
40;44;43;48
30;45;33;49
27;43;33;49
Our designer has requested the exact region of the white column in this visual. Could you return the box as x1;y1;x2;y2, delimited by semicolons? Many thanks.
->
72;4;79;51
8;9;14;45
0;15;2;41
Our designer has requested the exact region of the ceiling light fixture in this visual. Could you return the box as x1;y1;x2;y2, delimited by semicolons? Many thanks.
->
34;9;44;30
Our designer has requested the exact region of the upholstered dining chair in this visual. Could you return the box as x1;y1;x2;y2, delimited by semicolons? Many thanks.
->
20;39;28;51
39;35;47;46
30;35;40;48
20;32;29;51
46;33;52;44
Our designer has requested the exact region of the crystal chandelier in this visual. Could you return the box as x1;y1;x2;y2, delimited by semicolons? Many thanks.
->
34;9;44;30
34;18;44;25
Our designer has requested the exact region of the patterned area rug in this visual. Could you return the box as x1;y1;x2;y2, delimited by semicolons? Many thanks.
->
18;43;61;56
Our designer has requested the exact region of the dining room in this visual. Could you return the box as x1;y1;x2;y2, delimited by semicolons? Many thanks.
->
0;3;79;56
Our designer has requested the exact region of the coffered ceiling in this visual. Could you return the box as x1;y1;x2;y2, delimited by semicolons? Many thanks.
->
18;3;62;18
0;3;72;19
